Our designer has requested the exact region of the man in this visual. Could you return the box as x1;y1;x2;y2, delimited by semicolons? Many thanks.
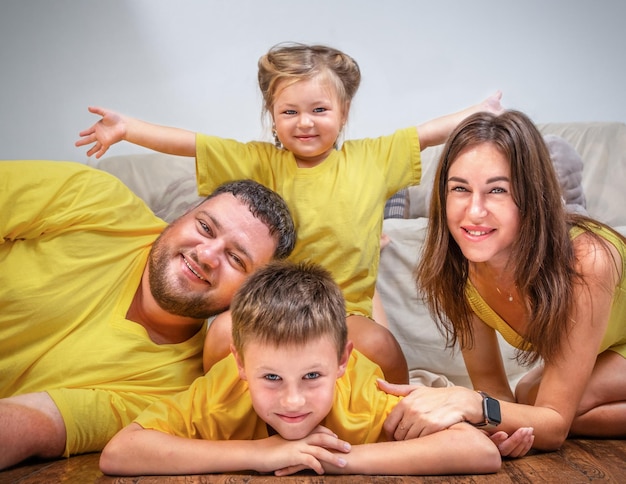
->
0;160;295;470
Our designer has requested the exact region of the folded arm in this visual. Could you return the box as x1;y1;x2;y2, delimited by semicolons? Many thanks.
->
100;423;351;476
317;423;501;475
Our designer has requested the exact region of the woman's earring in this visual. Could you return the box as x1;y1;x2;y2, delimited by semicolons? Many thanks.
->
272;126;283;150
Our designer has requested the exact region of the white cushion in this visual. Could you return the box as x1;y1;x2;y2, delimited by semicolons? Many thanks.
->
90;153;196;217
377;218;530;388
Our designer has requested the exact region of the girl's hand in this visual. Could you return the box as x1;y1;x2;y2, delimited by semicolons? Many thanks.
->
480;90;505;116
75;106;127;158
258;425;351;476
489;427;535;458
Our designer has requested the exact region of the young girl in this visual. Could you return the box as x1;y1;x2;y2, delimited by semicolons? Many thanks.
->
381;110;625;451
76;42;503;384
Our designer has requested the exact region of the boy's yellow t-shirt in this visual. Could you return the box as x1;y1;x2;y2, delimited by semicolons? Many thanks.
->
135;350;400;444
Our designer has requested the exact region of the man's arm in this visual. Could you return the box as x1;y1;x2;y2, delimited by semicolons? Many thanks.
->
75;106;196;159
416;91;504;150
0;393;66;470
99;423;351;476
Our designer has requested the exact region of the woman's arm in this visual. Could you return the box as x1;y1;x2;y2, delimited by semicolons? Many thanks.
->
99;423;351;476
76;106;196;159
380;319;510;441
468;232;617;449
462;315;516;402
513;232;618;448
382;261;613;452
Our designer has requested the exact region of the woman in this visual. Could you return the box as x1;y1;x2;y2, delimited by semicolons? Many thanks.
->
382;110;625;453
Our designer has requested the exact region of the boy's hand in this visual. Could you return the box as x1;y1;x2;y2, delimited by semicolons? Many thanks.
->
75;106;127;159
489;427;534;458
258;425;350;476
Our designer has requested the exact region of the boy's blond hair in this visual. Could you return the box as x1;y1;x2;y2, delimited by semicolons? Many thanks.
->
231;260;347;360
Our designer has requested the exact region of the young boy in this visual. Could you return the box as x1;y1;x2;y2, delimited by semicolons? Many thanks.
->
100;261;502;476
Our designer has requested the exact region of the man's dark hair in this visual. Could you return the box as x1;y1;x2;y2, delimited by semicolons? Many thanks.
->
208;179;296;260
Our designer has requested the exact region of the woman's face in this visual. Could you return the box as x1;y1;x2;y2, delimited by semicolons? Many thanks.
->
445;142;520;267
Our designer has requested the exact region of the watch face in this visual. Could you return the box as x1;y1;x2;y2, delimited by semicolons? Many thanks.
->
484;397;501;425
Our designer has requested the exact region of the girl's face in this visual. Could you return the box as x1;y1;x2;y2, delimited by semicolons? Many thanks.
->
271;76;347;168
445;142;520;268
234;336;351;440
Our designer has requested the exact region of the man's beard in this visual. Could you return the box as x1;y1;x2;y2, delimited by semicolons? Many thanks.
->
147;228;227;319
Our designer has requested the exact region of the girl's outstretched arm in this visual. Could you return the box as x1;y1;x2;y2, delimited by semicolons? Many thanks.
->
416;91;504;150
76;106;196;159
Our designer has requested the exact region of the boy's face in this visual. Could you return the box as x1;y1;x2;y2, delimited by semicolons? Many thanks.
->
234;336;352;440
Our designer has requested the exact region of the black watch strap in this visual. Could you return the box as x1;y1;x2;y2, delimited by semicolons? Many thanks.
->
472;391;501;429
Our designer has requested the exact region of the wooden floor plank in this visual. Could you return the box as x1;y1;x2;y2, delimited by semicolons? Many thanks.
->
1;439;624;484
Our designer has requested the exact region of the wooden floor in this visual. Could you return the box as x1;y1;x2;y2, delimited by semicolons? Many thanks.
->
1;438;625;483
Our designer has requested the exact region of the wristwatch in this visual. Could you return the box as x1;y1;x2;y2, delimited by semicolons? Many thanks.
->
471;391;501;429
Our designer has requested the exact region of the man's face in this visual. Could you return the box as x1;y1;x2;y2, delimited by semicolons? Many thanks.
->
234;337;351;440
148;193;277;319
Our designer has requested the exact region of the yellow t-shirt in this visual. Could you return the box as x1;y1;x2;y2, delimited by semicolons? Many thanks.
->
135;350;400;444
195;128;421;317
0;161;205;456
466;224;626;357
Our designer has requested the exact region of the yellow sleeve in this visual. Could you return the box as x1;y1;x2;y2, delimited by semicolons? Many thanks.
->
325;351;401;444
135;355;268;441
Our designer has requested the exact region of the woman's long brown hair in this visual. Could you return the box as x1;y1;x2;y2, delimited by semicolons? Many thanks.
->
416;110;585;366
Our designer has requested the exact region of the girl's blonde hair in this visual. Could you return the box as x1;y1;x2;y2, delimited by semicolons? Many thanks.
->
257;42;361;119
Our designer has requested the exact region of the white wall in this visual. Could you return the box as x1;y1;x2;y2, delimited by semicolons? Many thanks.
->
1;0;624;161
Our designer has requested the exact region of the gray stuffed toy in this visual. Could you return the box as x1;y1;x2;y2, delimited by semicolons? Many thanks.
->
543;134;587;215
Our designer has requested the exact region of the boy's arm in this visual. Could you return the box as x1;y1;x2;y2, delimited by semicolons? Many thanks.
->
315;423;501;476
99;423;351;476
75;106;196;159
416;91;504;150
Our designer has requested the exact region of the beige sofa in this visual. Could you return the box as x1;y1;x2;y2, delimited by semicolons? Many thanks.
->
93;121;626;389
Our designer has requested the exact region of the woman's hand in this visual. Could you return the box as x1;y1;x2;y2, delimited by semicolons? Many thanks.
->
378;380;484;440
